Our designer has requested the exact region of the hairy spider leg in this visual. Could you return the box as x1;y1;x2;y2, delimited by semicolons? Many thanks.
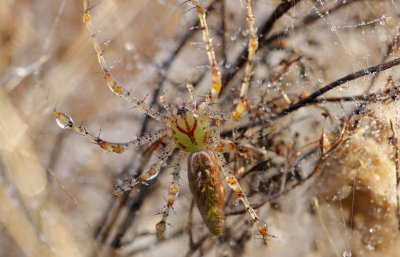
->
156;152;182;236
182;84;230;122
215;135;267;159
189;0;222;107
215;138;236;153
232;0;258;120
203;107;231;121
186;83;196;107
82;0;168;124
112;141;176;197
212;128;268;244
159;90;170;111
54;110;168;153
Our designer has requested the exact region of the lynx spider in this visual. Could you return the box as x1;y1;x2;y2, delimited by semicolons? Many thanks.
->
54;0;268;243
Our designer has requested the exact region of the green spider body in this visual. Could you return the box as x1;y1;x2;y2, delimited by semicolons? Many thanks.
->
188;150;225;235
170;104;224;235
170;104;211;153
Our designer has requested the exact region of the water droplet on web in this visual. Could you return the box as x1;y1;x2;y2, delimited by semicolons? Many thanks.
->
331;25;336;32
56;119;68;129
366;243;375;251
125;41;135;52
55;113;73;129
39;234;47;243
15;67;28;77
343;250;352;257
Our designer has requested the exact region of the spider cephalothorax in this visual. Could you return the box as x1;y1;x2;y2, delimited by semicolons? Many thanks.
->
55;0;268;244
170;103;211;153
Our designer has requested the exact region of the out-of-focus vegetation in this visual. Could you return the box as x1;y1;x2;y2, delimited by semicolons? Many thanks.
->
2;0;400;257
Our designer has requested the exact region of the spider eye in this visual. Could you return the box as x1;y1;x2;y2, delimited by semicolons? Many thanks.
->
177;106;188;115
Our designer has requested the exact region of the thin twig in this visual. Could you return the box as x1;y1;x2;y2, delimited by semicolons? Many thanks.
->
226;116;351;216
273;58;400;118
313;197;341;257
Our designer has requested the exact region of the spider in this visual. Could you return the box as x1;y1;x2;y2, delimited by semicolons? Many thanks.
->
54;0;268;244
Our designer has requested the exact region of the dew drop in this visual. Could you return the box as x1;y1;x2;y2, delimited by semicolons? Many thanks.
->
343;250;352;257
55;113;73;129
15;67;29;77
125;41;135;52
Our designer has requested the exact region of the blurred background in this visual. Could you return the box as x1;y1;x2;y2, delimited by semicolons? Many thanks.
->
2;0;400;256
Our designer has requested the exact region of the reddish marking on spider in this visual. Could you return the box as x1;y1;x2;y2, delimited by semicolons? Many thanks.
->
174;116;198;145
178;142;187;150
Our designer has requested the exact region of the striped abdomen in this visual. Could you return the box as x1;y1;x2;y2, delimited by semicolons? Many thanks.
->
188;150;224;235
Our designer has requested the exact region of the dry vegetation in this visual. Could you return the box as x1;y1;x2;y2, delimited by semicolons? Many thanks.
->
2;0;400;257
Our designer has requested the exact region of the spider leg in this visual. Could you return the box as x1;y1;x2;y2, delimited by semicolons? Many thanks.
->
156;152;182;236
82;0;167;123
186;83;196;107
232;0;258;120
212;128;268;244
189;1;222;107
159;90;169;112
54;110;168;153
112;141;176;197
215;136;268;155
215;138;236;153
203;108;231;121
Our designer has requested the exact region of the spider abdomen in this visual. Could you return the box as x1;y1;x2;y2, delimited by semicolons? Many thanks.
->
188;150;224;235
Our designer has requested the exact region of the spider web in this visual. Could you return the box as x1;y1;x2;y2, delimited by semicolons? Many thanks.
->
2;0;400;257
